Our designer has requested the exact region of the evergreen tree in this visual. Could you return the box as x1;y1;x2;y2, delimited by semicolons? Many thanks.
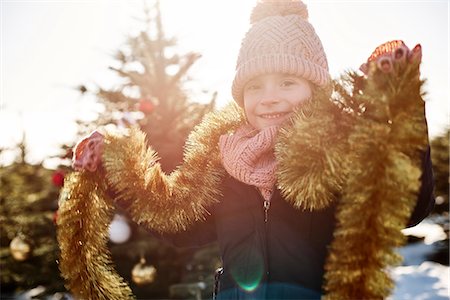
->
425;129;449;266
71;1;219;298
79;1;215;172
2;2;220;298
0;135;66;297
430;130;449;214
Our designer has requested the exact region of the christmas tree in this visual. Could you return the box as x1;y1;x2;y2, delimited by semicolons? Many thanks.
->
426;129;449;266
78;1;215;172
2;1;221;298
0;134;66;297
67;1;220;298
430;130;449;214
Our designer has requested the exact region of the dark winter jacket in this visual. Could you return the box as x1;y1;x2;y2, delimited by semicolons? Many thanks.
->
161;147;435;299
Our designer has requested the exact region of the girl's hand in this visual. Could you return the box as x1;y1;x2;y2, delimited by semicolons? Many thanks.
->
72;131;104;172
359;40;422;76
355;40;425;123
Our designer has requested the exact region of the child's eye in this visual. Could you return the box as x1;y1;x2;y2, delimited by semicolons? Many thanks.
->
244;83;261;91
281;80;296;87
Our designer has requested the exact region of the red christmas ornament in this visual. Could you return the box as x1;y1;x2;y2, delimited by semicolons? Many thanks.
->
52;171;65;187
138;98;154;114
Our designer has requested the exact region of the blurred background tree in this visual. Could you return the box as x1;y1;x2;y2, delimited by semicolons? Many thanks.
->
0;135;66;297
426;129;449;266
67;1;219;299
430;129;449;215
77;0;215;172
1;1;220;299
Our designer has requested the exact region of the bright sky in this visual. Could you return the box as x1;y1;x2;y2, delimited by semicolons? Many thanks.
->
1;0;449;165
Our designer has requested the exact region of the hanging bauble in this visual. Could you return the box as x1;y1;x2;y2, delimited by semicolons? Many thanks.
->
10;235;32;261
108;214;131;244
132;257;157;285
138;98;154;114
52;170;65;187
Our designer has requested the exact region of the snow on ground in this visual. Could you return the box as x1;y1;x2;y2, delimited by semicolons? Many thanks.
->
388;218;449;300
402;218;448;245
390;262;449;300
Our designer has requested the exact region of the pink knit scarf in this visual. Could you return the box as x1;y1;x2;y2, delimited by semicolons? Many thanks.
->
219;124;278;201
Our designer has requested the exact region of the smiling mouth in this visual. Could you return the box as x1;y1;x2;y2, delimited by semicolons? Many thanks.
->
259;112;290;119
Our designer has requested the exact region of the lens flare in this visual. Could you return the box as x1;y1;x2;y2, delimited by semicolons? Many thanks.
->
230;251;264;292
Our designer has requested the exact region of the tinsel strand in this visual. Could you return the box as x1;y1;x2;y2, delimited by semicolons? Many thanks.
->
323;60;428;299
276;85;354;210
57;171;134;300
102;103;245;233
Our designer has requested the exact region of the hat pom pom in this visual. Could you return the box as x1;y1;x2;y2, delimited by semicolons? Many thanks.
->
250;0;308;24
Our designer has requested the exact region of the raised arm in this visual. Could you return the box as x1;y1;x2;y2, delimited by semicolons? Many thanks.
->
57;104;244;300
324;40;434;300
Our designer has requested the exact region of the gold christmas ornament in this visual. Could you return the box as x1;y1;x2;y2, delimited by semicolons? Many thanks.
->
10;235;32;261
132;258;157;285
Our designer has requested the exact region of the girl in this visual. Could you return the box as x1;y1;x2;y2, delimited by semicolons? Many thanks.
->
61;1;434;299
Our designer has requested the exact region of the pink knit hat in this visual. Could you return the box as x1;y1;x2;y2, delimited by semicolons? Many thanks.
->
232;0;330;105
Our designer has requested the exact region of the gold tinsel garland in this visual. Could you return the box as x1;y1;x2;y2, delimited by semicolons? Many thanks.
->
275;87;354;210
102;103;245;233
57;171;134;300
323;59;428;299
57;60;427;299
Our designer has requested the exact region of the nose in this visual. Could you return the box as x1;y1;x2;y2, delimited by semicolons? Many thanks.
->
259;86;280;105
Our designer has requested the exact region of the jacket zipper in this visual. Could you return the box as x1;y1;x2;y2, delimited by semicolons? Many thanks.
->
255;187;274;284
254;187;273;223
263;199;271;223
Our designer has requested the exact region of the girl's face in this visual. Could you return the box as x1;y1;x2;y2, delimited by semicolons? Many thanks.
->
243;73;312;130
